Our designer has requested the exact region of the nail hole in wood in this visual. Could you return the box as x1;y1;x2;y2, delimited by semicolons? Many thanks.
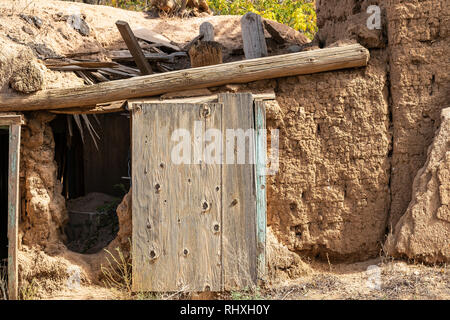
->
183;248;189;256
230;199;238;207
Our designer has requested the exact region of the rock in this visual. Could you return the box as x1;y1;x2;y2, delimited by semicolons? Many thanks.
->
67;14;90;36
385;108;450;264
19;13;33;25
32;16;43;29
287;45;302;53
263;19;310;45
22;25;35;36
9;51;46;93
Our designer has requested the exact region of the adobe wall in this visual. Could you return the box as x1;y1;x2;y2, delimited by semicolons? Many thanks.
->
386;0;449;228
265;52;391;262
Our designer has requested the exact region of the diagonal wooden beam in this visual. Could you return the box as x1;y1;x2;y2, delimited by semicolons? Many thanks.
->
0;44;370;112
115;20;153;75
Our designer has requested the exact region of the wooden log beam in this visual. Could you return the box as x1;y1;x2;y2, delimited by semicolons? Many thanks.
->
0;44;369;112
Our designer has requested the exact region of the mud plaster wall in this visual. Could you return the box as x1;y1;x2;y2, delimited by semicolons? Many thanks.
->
19;112;67;253
386;0;450;228
266;53;390;262
316;0;450;230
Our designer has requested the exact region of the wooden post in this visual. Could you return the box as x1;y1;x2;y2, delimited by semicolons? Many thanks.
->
199;22;214;42
189;22;222;68
241;12;268;59
189;41;223;68
7;124;21;300
115;20;153;75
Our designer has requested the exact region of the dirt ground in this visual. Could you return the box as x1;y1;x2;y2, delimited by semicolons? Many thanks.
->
37;259;449;300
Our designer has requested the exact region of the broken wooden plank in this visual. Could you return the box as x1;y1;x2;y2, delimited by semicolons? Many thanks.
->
159;88;212;100
116;21;153;75
0;44;370;111
132;27;181;52
49;100;127;114
7;124;21;300
48;65;117;72
108;50;186;63
0;115;24;125
45;61;118;69
129;91;276;105
75;71;94;85
241;12;268;59
99;67;139;78
89;71;110;82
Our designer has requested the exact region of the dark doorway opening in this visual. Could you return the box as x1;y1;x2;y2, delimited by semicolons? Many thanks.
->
0;128;8;296
51;113;130;254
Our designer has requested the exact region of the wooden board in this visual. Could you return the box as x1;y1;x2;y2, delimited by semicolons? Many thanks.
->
131;93;267;292
218;93;257;290
0;44;370;112
254;100;267;282
241;12;268;59
132;27;181;52
116;21;153;75
7;124;20;300
132;102;222;292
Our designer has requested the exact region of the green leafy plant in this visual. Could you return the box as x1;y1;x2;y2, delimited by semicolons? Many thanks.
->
231;286;264;300
207;0;317;39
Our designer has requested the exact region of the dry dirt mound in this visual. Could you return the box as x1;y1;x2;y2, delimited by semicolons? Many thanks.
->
0;0;309;93
385;108;450;264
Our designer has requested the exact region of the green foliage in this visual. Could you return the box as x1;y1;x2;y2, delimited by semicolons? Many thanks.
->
207;0;317;39
231;286;264;300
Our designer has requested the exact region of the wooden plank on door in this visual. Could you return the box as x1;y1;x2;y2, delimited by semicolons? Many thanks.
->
218;93;257;290
8;124;20;300
254;100;267;282
132;102;222;292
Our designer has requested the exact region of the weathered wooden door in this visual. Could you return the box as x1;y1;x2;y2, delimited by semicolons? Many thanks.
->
131;93;266;292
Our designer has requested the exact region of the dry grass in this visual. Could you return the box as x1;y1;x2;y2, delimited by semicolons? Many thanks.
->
0;260;7;300
264;259;449;300
101;245;132;295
